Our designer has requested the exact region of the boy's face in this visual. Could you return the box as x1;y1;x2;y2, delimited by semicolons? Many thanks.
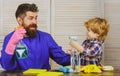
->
86;28;99;40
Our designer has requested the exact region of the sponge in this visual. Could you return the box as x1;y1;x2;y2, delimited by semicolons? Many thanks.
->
23;69;47;75
37;72;63;76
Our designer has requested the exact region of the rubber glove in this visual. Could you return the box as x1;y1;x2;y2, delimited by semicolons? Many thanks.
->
5;28;26;55
58;66;72;73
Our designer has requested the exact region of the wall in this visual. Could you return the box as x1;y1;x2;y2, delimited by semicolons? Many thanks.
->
104;0;120;70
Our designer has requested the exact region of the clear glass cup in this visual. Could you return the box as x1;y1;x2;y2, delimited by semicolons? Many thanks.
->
71;49;80;72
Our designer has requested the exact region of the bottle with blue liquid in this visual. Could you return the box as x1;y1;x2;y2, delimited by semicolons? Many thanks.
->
69;36;80;73
15;40;28;59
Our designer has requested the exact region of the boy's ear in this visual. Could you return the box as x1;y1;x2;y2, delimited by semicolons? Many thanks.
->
96;33;100;37
17;17;23;25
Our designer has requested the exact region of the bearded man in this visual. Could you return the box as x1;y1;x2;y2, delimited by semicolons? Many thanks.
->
1;3;70;71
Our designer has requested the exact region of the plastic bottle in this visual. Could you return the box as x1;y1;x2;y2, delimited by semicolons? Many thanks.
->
69;36;80;73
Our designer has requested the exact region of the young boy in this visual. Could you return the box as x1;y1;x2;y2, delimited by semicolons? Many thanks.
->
69;17;110;66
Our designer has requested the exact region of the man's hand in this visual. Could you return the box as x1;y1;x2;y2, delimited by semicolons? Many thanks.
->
5;28;26;54
10;28;26;44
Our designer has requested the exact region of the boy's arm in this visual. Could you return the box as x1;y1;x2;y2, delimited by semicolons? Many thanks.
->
82;42;102;56
88;43;102;56
69;41;84;53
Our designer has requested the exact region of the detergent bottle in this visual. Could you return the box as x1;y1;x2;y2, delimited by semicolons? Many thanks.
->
69;36;80;73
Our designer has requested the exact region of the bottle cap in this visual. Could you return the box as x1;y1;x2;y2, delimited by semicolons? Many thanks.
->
69;36;78;41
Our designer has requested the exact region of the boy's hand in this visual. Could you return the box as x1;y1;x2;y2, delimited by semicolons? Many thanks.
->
66;49;72;55
69;41;84;53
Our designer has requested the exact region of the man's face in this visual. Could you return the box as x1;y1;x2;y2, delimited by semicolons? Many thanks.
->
21;11;38;38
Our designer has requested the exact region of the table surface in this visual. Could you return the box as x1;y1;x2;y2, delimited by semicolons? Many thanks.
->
0;70;119;76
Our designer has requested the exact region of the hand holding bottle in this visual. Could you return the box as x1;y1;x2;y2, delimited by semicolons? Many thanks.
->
69;41;84;53
68;36;81;72
11;28;26;44
69;36;84;53
5;26;26;55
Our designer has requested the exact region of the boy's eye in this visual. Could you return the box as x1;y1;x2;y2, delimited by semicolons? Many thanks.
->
28;17;33;20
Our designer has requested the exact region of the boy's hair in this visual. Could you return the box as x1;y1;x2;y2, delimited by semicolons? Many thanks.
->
84;17;110;42
15;3;38;19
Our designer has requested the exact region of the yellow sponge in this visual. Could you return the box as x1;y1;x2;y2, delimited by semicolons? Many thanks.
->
23;69;47;75
102;66;114;71
80;64;102;73
37;71;63;76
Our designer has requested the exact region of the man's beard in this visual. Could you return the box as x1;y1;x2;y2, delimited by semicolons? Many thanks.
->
24;24;38;38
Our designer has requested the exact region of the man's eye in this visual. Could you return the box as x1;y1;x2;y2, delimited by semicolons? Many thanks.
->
35;17;37;20
29;17;33;20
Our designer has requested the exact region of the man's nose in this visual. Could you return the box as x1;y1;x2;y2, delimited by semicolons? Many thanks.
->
32;19;37;24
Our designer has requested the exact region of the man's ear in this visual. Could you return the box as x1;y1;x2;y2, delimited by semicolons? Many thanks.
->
17;17;23;25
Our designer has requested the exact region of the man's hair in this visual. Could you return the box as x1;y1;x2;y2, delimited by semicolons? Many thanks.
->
84;17;110;42
15;3;38;18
